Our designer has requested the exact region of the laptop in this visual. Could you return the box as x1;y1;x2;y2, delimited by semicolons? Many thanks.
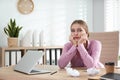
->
14;50;51;74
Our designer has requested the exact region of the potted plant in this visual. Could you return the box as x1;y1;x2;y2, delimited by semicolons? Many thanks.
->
4;18;22;47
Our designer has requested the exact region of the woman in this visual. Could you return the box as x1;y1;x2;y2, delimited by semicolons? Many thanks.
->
58;20;104;69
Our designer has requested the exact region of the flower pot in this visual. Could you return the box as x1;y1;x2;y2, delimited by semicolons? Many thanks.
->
8;38;18;47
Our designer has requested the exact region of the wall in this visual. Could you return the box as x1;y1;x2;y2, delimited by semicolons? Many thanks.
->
0;0;103;47
0;0;45;47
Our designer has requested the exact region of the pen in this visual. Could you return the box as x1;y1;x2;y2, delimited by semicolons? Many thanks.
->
50;71;57;75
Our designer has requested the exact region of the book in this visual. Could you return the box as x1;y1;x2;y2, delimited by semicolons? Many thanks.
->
100;73;120;80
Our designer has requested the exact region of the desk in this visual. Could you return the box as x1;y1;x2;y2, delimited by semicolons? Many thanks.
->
0;65;120;80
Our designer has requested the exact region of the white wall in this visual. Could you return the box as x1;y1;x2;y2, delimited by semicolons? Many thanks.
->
0;0;45;47
0;0;104;47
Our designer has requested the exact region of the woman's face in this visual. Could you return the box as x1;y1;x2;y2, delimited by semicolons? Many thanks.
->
71;23;87;41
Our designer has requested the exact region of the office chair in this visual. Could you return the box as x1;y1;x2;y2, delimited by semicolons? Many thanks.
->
89;31;119;66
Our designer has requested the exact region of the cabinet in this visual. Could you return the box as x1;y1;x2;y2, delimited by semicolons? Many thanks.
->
0;46;62;67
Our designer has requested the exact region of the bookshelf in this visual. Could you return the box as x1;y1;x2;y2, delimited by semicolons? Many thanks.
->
0;46;63;67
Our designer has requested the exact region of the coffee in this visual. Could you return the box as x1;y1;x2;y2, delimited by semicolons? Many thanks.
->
105;62;115;74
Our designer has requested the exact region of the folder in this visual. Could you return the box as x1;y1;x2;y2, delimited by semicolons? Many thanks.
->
11;51;16;65
5;51;9;67
17;51;21;63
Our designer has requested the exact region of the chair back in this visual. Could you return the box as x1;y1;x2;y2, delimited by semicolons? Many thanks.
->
89;31;119;66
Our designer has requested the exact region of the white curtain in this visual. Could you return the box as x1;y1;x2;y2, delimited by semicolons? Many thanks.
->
43;0;91;46
104;0;120;31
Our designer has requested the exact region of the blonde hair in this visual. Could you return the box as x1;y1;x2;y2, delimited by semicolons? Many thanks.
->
71;20;89;37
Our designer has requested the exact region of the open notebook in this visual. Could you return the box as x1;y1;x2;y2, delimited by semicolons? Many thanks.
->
14;50;51;74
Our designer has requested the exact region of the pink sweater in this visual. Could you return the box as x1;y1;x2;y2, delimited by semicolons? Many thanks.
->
58;40;104;69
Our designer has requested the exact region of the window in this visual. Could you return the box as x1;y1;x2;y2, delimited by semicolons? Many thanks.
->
42;0;92;46
105;0;120;65
0;0;92;47
104;0;120;31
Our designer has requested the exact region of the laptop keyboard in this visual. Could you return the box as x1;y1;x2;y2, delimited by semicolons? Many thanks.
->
31;70;40;73
30;68;51;74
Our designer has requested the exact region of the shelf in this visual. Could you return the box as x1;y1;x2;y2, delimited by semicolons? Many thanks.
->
0;46;63;67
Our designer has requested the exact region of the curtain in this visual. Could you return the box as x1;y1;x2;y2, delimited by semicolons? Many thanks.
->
104;0;120;31
43;0;91;46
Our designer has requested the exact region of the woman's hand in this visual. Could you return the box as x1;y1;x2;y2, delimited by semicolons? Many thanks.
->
78;33;88;44
69;35;78;47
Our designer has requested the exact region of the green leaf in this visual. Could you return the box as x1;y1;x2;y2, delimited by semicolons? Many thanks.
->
3;18;22;37
4;28;8;36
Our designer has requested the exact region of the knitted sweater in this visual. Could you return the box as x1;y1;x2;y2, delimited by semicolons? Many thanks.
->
58;40;104;69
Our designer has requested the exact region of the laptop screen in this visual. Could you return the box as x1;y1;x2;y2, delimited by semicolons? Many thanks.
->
14;50;44;74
